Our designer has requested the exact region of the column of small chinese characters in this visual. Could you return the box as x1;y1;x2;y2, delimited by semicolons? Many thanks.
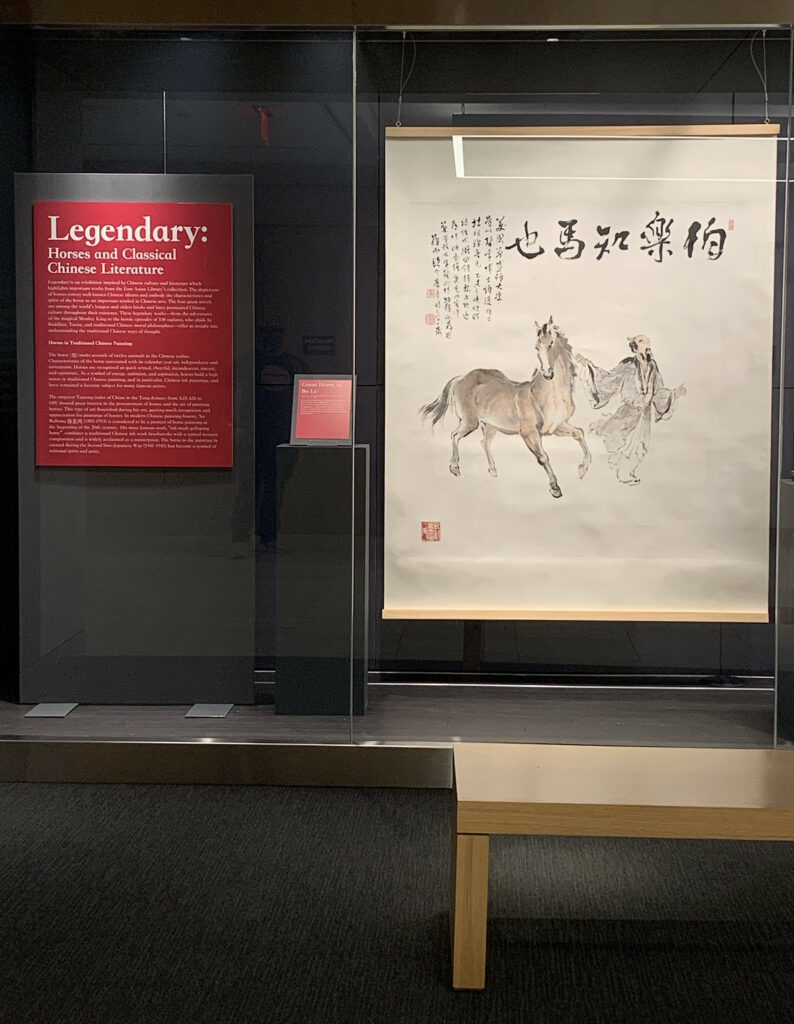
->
441;220;452;338
430;230;442;337
451;219;460;317
460;218;470;320
483;215;493;321
494;216;505;303
471;216;481;321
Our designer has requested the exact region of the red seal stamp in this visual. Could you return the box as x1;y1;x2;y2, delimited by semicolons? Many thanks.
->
425;313;436;326
421;521;441;541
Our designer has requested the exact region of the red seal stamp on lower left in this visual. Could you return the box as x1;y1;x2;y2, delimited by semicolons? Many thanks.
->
421;521;441;541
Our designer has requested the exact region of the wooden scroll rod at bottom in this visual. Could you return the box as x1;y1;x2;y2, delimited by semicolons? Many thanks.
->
382;609;768;622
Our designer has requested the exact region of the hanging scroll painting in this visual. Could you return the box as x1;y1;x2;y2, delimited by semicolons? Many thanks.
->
384;127;779;621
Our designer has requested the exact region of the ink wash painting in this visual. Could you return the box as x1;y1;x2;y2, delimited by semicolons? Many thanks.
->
384;134;777;620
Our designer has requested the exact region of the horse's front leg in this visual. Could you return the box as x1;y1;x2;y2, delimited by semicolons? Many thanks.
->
554;422;591;479
480;424;498;477
520;429;562;499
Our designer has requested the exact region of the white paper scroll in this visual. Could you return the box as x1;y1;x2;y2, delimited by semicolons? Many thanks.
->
384;130;778;621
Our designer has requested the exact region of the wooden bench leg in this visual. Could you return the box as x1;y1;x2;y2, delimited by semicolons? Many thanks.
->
451;831;489;989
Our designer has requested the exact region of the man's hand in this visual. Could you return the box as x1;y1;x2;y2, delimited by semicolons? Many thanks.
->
674;384;687;399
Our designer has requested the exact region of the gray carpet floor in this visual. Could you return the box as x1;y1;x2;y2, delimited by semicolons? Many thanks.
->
1;783;793;1024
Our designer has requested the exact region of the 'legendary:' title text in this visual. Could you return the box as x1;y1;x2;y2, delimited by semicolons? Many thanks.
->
47;215;208;250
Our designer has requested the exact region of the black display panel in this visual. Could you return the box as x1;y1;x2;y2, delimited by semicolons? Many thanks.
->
16;172;255;704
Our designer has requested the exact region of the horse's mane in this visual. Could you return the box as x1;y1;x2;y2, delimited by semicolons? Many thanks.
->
551;330;576;374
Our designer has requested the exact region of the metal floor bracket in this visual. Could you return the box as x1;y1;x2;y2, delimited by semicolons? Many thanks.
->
25;703;79;718
185;704;234;719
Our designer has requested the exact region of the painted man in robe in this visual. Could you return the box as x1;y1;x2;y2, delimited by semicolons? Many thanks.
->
575;335;686;485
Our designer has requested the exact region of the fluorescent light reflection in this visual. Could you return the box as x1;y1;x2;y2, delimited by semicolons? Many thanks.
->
452;134;465;177
451;134;783;183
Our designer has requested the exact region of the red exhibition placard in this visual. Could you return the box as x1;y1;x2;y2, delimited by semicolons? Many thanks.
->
293;377;353;441
33;200;234;467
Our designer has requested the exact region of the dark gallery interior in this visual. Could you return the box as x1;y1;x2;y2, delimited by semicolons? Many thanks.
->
1;3;794;1021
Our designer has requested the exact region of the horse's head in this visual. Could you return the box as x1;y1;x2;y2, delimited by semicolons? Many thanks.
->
534;316;560;380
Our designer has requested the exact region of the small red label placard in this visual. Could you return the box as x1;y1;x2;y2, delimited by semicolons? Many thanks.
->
34;200;234;467
293;377;352;441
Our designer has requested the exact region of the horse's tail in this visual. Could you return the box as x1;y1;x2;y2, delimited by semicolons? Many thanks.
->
419;376;459;426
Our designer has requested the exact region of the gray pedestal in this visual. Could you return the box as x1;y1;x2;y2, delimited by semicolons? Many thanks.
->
776;479;794;744
275;444;369;716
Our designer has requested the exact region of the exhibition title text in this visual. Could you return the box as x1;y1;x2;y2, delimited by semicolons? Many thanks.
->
45;214;210;277
48;215;208;249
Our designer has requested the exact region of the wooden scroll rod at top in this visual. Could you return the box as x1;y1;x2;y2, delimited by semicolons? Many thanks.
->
386;124;781;138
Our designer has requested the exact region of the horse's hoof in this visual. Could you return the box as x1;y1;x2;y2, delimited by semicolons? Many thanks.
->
488;467;498;478
578;463;589;479
449;465;461;477
551;486;562;499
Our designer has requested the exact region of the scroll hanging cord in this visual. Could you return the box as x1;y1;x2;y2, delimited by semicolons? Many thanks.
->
395;31;417;127
750;28;771;124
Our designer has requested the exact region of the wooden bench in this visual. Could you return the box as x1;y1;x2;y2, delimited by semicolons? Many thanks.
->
451;741;794;989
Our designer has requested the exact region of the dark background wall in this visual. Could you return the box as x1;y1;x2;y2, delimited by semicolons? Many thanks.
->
0;29;32;702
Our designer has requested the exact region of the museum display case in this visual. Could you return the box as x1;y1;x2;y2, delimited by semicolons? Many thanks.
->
354;27;794;746
1;18;793;755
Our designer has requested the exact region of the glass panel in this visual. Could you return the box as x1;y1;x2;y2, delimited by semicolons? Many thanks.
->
5;23;792;747
774;30;794;748
12;29;357;737
159;34;357;737
354;28;791;747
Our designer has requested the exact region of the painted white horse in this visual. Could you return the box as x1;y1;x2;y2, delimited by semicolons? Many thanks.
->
419;317;590;498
